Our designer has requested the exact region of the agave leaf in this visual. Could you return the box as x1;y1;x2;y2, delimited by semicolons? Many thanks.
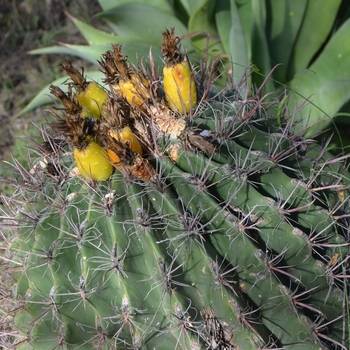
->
227;0;249;83
215;0;251;72
173;0;191;16
185;0;209;14
17;71;105;117
289;18;350;136
235;0;252;60
188;0;217;36
265;1;308;84
29;45;84;57
291;79;350;138
116;43;163;66
188;0;224;58
288;0;342;81
97;3;187;43
214;0;249;82
97;0;118;11
65;12;119;45
31;42;163;67
30;44;111;64
215;1;230;56
98;0;174;13
250;0;274;91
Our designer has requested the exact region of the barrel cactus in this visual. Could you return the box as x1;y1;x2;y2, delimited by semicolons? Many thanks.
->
1;29;350;350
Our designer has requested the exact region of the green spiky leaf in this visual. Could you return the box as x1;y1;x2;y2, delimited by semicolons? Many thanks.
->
17;71;104;117
97;3;187;43
289;18;350;136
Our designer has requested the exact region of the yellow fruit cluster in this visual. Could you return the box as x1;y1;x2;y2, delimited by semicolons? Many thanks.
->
50;28;209;182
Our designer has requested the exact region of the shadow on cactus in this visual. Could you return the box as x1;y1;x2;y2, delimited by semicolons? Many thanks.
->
1;28;350;350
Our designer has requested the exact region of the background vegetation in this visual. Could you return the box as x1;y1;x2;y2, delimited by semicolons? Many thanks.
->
0;0;103;198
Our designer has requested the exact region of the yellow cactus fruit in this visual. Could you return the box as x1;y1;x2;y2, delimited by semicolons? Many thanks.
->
74;140;113;181
163;60;197;113
80;108;91;119
119;74;150;109
103;127;155;181
161;28;197;113
61;60;107;119
109;126;143;156
76;82;108;120
107;149;121;165
107;148;155;181
119;80;143;108
99;45;150;109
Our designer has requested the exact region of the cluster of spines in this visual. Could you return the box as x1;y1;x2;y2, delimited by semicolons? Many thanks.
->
0;28;350;350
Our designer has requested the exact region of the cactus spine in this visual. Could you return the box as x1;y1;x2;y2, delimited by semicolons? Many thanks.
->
1;29;349;350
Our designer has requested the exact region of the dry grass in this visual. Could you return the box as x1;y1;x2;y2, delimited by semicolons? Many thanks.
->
0;0;104;197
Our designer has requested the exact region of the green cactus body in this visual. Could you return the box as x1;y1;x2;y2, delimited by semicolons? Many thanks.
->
2;55;350;349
